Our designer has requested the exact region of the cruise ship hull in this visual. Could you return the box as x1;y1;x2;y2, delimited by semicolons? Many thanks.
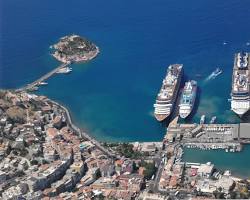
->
179;109;191;119
231;101;249;117
154;64;183;122
230;52;250;118
178;81;197;119
154;113;170;122
231;108;248;117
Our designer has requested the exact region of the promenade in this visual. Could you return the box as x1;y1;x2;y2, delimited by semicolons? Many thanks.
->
15;60;116;159
49;99;117;159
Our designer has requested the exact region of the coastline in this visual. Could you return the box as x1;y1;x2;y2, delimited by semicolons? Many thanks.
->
51;34;100;64
46;97;116;158
52;47;100;64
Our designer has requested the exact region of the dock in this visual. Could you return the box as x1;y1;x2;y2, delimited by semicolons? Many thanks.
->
164;117;250;151
16;62;70;92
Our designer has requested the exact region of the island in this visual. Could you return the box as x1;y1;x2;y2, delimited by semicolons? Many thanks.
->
52;34;99;63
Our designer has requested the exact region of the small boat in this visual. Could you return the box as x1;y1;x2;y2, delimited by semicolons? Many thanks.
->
195;74;203;78
223;41;227;45
200;115;206;124
246;42;250;46
210;116;217;124
28;86;39;91
205;68;223;81
39;82;48;86
211;68;223;78
56;67;72;74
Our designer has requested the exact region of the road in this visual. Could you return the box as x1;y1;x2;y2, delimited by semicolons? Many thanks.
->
49;99;117;159
15;60;116;158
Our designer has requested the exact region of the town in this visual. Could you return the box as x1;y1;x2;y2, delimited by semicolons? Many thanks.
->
0;89;250;199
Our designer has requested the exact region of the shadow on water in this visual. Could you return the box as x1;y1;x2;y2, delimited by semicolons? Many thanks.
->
161;71;187;127
241;110;250;122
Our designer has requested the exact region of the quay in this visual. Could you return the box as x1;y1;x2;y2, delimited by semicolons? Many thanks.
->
164;117;250;151
16;62;70;92
14;56;116;158
183;142;242;152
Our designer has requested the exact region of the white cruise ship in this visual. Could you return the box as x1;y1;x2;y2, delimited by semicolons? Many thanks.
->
178;80;197;119
154;64;183;121
231;52;250;117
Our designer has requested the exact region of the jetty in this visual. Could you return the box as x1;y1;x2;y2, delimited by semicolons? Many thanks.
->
16;62;70;92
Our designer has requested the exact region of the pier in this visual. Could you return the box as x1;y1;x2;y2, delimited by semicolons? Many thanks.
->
16;62;69;92
164;117;250;150
14;60;116;158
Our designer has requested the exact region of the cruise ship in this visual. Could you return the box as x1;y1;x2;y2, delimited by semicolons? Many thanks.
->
178;80;197;119
154;64;183;121
231;52;250;117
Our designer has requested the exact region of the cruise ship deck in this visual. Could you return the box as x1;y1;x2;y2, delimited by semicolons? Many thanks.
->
154;64;183;121
231;52;250;117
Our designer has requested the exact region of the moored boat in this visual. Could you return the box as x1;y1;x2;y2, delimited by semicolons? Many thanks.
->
200;115;206;124
178;80;197;119
154;64;183;121
56;67;73;74
210;116;217;124
231;52;250;117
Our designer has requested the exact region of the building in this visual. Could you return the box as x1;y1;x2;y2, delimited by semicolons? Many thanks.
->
197;162;214;178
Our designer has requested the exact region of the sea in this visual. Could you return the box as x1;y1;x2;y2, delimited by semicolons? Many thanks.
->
1;0;250;177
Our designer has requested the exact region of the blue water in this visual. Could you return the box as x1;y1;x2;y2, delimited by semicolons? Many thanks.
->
1;0;250;175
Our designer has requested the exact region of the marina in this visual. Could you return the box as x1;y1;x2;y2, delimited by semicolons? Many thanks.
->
183;142;242;152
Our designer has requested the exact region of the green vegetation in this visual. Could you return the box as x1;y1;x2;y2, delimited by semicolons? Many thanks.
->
239;186;250;199
6;106;26;123
140;161;157;180
53;34;98;62
115;143;144;159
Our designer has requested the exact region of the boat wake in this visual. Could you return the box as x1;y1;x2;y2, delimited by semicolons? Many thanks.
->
204;68;223;82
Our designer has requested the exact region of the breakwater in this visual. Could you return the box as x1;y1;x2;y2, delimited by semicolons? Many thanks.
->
16;63;69;92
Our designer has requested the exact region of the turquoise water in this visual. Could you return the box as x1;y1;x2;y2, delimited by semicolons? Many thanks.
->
1;0;250;175
183;146;250;178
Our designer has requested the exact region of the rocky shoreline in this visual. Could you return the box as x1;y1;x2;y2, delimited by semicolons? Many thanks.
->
51;34;100;63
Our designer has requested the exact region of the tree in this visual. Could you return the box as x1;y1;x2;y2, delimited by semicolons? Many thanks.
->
229;191;237;199
141;161;157;180
240;187;249;199
30;159;39;165
166;151;172;159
